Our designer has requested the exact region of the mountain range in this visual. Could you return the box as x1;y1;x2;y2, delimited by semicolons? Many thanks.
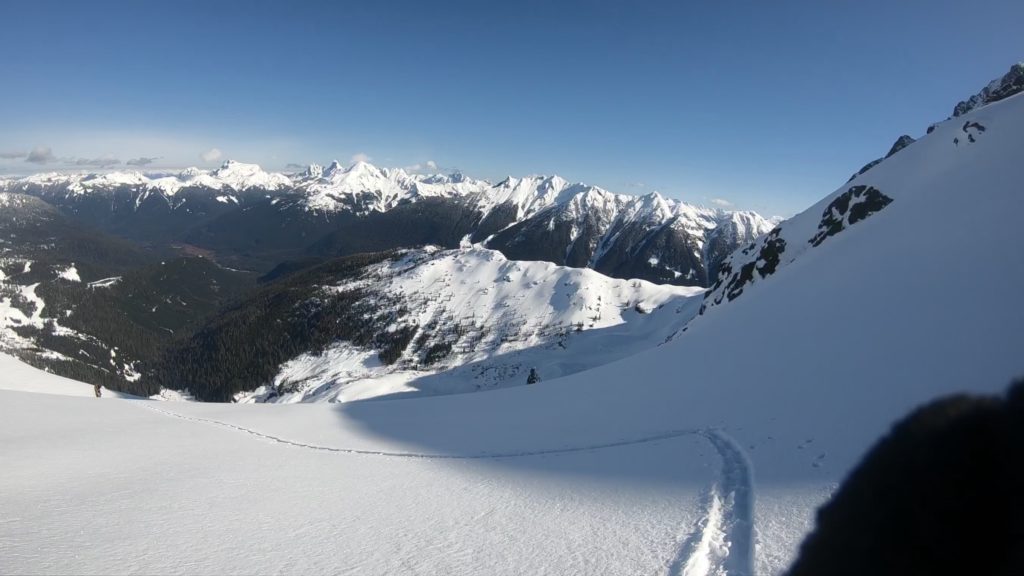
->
0;160;775;286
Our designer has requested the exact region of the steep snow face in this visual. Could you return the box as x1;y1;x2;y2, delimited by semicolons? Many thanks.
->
240;246;703;403
474;175;581;220
703;84;1023;317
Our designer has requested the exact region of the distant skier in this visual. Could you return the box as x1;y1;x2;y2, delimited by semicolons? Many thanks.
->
527;368;540;385
94;383;102;398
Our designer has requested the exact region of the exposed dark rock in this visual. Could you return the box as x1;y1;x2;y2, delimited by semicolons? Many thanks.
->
848;135;916;182
700;227;785;314
953;63;1024;117
810;186;893;247
885;135;916;158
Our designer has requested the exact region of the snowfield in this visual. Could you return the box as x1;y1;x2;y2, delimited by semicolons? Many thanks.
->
2;82;1024;575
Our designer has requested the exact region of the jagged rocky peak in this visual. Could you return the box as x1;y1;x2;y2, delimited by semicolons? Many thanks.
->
303;163;324;179
850;134;918;182
886;135;916;157
323;160;346;177
953;62;1024;117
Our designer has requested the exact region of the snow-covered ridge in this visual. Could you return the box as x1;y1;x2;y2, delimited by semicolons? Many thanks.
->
295;160;493;214
240;245;705;403
0;158;763;226
952;62;1024;117
0;159;774;286
701;66;1024;317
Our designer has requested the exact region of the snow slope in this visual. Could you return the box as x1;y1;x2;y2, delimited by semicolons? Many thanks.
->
0;353;134;398
2;74;1024;576
242;246;703;403
1;383;724;576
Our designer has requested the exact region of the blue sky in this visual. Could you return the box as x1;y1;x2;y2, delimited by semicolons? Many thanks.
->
1;0;1021;215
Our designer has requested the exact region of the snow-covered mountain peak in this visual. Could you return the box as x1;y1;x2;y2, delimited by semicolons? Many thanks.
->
345;160;377;174
638;190;675;216
209;160;292;191
479;173;584;219
303;163;324;179
177;167;203;179
323;160;345;177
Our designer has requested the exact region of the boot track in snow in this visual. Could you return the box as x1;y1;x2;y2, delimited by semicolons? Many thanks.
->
133;401;755;574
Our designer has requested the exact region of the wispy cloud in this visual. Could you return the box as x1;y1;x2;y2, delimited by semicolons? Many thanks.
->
26;146;56;164
709;197;733;208
75;156;120;167
200;148;223;163
350;152;372;164
284;163;306;171
405;159;439;172
0;151;26;160
126;156;160;166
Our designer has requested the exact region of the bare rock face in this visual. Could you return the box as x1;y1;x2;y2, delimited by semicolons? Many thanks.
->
809;185;893;248
848;135;916;182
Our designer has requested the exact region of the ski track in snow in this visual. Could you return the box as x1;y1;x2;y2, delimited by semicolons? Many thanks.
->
133;401;756;574
665;430;754;576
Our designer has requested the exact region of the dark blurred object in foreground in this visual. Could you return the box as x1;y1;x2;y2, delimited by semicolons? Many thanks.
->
787;380;1024;576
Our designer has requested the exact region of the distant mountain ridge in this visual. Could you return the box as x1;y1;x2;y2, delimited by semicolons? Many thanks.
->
1;161;774;286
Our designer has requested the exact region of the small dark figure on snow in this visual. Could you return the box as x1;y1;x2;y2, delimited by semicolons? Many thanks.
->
527;368;540;385
94;383;102;398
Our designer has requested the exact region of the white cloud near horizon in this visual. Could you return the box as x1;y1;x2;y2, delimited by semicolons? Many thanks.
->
710;197;733;208
350;152;372;164
405;159;439;172
200;148;223;163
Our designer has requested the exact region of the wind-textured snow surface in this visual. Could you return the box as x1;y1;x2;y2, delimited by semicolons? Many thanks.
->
2;80;1024;576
